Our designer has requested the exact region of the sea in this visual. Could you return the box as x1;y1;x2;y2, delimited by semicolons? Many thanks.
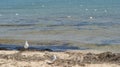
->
0;0;120;45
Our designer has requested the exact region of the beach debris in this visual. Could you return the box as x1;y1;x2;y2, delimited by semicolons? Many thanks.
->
24;41;29;49
79;55;84;63
46;55;57;64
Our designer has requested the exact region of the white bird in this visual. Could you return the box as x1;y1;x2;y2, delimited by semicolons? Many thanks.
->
51;55;57;62
24;41;29;49
46;55;57;64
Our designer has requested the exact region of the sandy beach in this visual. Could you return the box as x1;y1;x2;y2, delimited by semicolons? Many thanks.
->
0;50;119;67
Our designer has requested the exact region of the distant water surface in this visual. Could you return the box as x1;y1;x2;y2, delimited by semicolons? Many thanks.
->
0;0;120;45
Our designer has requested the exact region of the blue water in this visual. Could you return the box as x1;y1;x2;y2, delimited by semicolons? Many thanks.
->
0;0;120;45
0;44;87;51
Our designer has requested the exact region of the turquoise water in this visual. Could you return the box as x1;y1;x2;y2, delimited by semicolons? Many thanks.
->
0;0;120;45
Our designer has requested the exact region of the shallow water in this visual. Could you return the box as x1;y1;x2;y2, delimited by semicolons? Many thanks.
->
0;44;88;51
0;0;120;45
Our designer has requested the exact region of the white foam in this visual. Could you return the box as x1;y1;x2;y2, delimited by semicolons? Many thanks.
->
15;13;19;16
67;16;71;18
89;16;93;19
94;9;97;11
80;5;83;7
41;5;45;7
104;10;107;13
85;8;88;11
32;3;35;5
0;14;2;16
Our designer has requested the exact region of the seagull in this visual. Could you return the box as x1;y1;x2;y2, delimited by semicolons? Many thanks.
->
51;55;57;62
46;55;57;64
24;41;29;49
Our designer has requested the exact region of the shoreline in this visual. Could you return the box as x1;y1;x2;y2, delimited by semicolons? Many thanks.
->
0;38;120;53
0;38;119;67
